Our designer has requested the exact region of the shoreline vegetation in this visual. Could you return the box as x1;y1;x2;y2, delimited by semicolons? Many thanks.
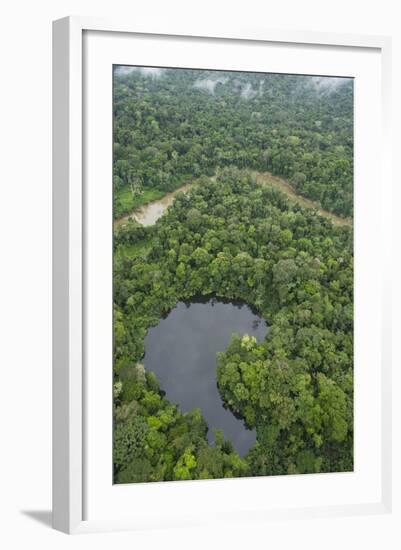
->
114;181;196;228
114;170;353;229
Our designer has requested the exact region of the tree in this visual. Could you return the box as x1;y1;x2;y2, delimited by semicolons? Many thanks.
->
173;447;197;480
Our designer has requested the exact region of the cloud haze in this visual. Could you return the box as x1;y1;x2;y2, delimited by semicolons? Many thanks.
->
193;77;228;94
114;66;165;78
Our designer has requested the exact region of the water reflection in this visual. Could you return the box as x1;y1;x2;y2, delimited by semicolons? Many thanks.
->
143;298;268;456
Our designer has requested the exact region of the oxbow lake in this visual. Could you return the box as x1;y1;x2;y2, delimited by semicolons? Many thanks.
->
143;298;268;456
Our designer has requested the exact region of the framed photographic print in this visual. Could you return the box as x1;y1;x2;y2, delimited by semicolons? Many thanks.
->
52;17;392;534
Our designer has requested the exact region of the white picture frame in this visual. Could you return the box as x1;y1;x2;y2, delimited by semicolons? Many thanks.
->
52;16;392;534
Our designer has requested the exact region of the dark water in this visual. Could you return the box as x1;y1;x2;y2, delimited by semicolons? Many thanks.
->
143;298;268;456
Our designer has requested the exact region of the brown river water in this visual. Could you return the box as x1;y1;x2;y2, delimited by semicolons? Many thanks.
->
115;172;352;229
115;183;194;227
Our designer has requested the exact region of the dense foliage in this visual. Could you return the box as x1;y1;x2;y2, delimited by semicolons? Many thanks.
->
114;168;353;482
114;68;353;217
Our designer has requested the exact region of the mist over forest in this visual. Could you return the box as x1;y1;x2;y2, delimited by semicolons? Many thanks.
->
113;67;353;218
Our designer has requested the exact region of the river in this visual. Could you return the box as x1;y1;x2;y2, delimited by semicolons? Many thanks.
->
115;172;352;229
143;297;268;456
115;183;194;227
